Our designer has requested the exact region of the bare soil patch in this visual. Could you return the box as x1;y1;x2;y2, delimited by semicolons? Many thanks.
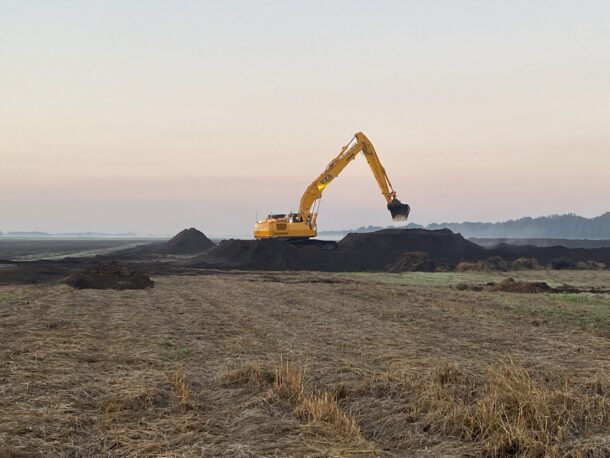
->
490;277;555;293
64;264;154;290
0;260;77;285
456;277;610;294
0;238;157;261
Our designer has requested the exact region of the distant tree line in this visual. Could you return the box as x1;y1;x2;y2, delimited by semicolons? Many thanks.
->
417;212;610;239
320;212;610;239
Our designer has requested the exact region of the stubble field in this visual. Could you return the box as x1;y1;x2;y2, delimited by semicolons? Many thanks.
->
1;270;610;457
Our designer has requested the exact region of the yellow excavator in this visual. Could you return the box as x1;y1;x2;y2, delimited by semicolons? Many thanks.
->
254;132;410;239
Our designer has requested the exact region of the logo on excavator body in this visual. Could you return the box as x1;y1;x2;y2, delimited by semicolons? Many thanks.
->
317;174;333;191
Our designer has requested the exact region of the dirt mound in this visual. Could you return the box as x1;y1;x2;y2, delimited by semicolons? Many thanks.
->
455;261;486;272
489;278;554;293
575;260;606;270
157;228;215;255
64;264;154;290
339;229;486;266
456;279;610;295
455;256;509;272
204;239;325;271
187;228;610;273
0;261;73;285
491;244;610;268
196;229;495;272
510;257;540;270
455;256;542;272
388;251;436;272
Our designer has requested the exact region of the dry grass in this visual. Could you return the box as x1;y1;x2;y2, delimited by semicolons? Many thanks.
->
221;361;274;388
1;271;610;456
171;365;192;412
374;359;610;457
224;360;370;449
294;391;362;440
222;357;610;456
471;362;610;456
102;386;160;414
269;359;305;403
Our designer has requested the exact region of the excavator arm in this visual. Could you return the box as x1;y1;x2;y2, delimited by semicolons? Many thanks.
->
253;132;409;239
298;132;410;224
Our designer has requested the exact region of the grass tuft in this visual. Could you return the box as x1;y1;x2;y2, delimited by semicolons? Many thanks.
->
394;359;610;457
269;359;305;403
171;365;191;413
225;360;371;448
294;390;362;440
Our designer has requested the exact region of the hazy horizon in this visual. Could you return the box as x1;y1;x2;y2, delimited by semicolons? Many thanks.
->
3;210;610;239
2;1;609;236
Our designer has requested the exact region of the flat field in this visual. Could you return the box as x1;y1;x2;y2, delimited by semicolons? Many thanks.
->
1;270;610;457
0;238;162;261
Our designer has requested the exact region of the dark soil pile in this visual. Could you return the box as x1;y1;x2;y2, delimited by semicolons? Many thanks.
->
197;229;487;271
489;278;554;293
0;261;73;285
339;229;486;265
64;264;154;290
207;239;294;269
202;239;333;271
457;279;610;295
388;251;436;272
490;243;610;268
156;228;215;255
575;260;606;270
456;257;544;272
510;257;540;270
455;256;509;272
185;228;610;273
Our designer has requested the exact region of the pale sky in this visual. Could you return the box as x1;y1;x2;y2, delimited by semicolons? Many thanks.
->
1;1;609;236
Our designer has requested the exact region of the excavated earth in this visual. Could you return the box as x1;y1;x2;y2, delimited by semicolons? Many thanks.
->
1;228;610;285
456;278;557;293
456;277;610;294
100;227;215;259
194;229;489;271
64;264;154;290
194;228;610;272
155;227;215;255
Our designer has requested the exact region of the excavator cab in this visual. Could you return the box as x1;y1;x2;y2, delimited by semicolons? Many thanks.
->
387;198;410;221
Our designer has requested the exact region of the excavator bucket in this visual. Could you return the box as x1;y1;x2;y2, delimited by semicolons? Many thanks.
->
387;198;410;221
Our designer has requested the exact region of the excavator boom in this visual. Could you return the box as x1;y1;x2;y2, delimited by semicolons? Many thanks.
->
254;132;410;239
